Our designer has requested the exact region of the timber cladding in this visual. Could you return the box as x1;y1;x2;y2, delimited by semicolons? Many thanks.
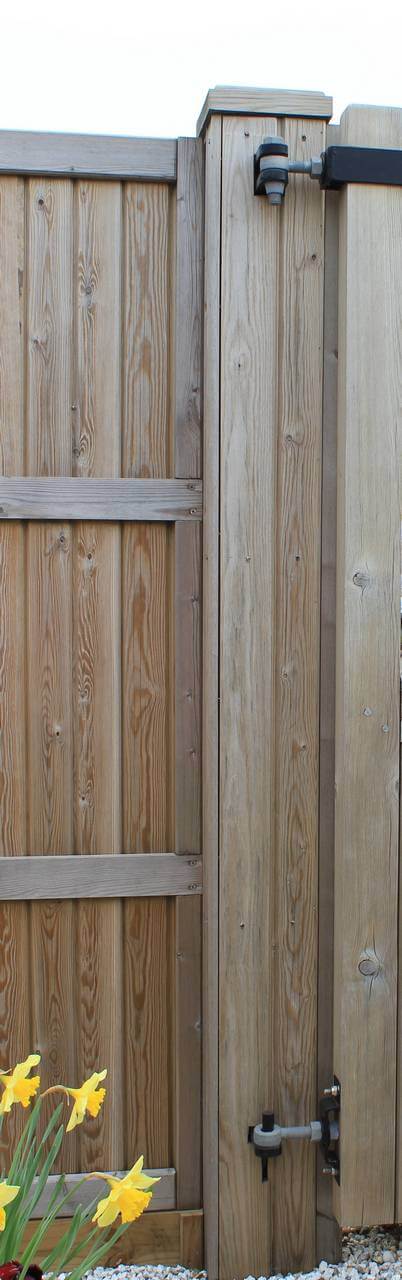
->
0;136;202;1226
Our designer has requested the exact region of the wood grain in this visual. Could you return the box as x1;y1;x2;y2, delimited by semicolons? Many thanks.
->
0;524;26;855
122;183;170;479
0;902;31;1162
272;117;325;1273
27;525;73;853
316;124;341;1268
197;86;333;135
219;116;279;1279
26;179;73;476
0;131;177;181
124;898;171;1167
0;178;24;474
30;900;78;1172
174;139;203;478
22;1210;204;1269
122;524;170;853
0;854;203;899
333;105;402;1228
202;111;221;1280
0;477;202;520
30;1168;176;1217
74;181;121;478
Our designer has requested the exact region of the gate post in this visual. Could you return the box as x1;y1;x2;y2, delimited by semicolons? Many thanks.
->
200;86;332;1279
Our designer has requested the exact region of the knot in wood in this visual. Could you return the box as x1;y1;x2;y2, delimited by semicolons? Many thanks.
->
358;951;381;979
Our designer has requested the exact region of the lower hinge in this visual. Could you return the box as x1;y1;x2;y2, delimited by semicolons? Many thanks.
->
248;1078;340;1184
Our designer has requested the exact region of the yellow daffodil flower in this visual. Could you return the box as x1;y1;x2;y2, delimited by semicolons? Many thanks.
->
0;1055;41;1114
92;1157;160;1228
0;1181;20;1230
65;1070;107;1132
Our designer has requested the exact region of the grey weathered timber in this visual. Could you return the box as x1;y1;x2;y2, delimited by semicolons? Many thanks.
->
0;130;177;180
30;1169;176;1217
197;86;333;134
0;478;202;521
0;854;203;900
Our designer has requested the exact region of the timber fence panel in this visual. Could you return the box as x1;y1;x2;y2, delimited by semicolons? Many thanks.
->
333;104;402;1228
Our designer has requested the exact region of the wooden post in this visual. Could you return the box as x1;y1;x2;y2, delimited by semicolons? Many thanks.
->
333;104;402;1227
199;86;332;1280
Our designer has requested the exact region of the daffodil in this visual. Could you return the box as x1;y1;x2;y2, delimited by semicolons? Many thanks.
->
91;1157;160;1228
65;1070;107;1132
0;1181;20;1230
0;1055;41;1114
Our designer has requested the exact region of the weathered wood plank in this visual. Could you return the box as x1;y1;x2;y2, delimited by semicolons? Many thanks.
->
30;900;78;1172
202;111;221;1280
26;180;73;475
30;1168;176;1218
333;104;402;1228
0;902;31;1160
0;178;24;474
122;184;170;478
0;477;202;519
316;124;341;1269
174;139;203;478
122;525;170;853
174;521;202;1209
22;1210;204;1269
197;86;333;135
124;899;171;1168
219;116;279;1279
0;131;177;181
74;181;121;478
0;853;202;898
272;116;325;1274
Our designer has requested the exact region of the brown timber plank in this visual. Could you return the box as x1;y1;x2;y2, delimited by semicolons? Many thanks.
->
202;111;221;1280
174;520;202;1209
73;179;123;1174
0;902;31;1161
333;105;402;1228
316;124;341;1268
219;115;279;1279
26;179;73;475
124;899;171;1168
0;476;202;520
174;138;203;478
0;131;177;181
272;117;325;1273
22;1210;203;1269
122;183;170;479
0;853;202;899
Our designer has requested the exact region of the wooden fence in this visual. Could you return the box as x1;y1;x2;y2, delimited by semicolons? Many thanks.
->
1;86;402;1280
0;133;203;1268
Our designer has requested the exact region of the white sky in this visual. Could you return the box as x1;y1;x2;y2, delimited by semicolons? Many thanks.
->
1;0;402;139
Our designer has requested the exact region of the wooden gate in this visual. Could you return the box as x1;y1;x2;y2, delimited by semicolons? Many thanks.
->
200;87;402;1279
0;131;203;1267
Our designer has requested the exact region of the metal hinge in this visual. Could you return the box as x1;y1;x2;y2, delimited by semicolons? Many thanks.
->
254;137;402;205
248;1078;340;1183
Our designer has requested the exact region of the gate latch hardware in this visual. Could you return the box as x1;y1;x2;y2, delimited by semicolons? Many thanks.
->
248;1080;340;1183
254;136;402;205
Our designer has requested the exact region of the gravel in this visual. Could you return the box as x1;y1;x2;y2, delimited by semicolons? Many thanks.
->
59;1228;402;1280
243;1227;402;1280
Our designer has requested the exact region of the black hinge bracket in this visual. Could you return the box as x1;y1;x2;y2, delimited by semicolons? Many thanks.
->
320;145;402;190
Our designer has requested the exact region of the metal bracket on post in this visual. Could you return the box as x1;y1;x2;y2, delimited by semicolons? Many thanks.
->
254;137;402;204
248;1081;340;1183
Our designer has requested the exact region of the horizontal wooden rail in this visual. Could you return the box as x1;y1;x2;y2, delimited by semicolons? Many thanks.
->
0;130;177;181
0;854;203;900
30;1169;176;1218
0;478;202;521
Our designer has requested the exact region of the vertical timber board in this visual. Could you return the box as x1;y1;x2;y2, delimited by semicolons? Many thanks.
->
333;105;402;1227
122;180;172;1174
202;112;222;1280
316;124;341;1268
273;116;325;1274
173;142;203;1211
219;116;279;1280
174;139;203;478
73;180;124;1172
0;179;31;1159
25;177;78;1171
